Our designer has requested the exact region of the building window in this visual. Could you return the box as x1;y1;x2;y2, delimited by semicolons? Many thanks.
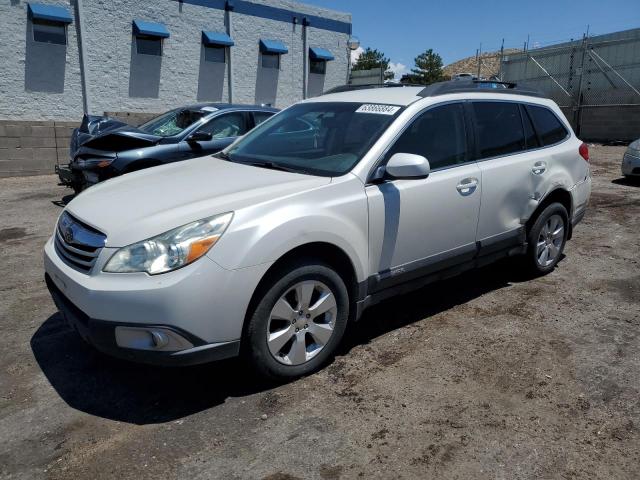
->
310;59;326;75
32;19;67;45
136;35;163;56
204;45;226;63
262;52;280;69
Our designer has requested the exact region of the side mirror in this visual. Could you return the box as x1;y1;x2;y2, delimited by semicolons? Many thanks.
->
186;130;213;143
384;153;431;180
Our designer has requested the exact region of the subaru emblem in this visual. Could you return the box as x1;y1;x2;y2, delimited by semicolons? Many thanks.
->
64;226;74;243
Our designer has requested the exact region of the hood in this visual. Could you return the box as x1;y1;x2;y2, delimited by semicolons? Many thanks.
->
65;156;331;247
70;114;161;157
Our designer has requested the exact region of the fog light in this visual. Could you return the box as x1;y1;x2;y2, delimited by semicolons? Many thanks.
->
115;326;194;352
150;330;169;348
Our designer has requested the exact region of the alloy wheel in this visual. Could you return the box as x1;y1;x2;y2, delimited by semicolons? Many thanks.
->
536;214;564;267
266;280;337;365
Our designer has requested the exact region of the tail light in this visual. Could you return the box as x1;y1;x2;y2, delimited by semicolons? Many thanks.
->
579;143;589;162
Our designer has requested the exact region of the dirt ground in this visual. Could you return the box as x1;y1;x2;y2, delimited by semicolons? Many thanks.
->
0;145;638;479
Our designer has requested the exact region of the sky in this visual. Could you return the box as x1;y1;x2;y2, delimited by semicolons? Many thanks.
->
303;0;640;79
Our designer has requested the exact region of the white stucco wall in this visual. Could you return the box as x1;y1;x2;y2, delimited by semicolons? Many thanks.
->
0;0;84;121
0;0;350;121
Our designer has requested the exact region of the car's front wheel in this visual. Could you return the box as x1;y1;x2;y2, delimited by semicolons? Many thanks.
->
243;260;349;380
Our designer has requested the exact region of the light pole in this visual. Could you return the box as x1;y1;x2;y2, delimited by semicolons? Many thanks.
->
347;36;360;85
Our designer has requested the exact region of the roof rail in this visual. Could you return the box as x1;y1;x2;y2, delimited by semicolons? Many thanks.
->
323;83;425;95
418;79;545;98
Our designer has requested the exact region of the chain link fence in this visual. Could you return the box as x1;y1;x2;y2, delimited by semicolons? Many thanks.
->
500;28;640;142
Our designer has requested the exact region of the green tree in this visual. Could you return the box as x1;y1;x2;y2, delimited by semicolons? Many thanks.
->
352;47;394;80
410;49;444;85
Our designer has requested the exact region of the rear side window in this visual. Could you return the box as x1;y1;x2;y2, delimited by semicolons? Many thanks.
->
387;103;468;170
472;102;525;159
526;105;569;146
253;112;273;126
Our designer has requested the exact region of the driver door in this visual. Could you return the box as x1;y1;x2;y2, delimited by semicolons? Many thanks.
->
181;112;249;158
365;102;481;293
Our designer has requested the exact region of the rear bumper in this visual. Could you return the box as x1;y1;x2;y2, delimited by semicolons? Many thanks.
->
45;273;240;366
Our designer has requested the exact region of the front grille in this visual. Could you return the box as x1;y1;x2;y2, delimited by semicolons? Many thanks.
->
54;212;106;273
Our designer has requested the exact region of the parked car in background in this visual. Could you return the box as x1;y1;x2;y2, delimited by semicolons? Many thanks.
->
622;138;640;178
56;104;279;193
45;80;591;379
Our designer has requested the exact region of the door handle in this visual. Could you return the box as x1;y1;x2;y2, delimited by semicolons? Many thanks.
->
456;177;479;196
532;161;547;175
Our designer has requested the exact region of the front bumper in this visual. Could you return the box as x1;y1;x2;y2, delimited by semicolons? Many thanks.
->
43;235;271;366
622;151;640;176
46;274;239;366
55;163;79;188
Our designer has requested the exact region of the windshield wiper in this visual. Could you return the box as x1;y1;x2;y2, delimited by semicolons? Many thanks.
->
214;151;232;161
243;161;302;173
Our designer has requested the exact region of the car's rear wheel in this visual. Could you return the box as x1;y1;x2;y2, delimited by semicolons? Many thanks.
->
243;260;349;380
525;202;569;274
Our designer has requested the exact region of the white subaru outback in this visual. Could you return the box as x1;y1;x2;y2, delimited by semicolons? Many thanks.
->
44;81;591;379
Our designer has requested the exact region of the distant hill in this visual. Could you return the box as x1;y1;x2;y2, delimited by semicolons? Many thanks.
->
443;49;520;79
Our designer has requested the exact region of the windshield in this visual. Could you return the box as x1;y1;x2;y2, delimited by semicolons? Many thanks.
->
225;102;402;176
138;108;207;137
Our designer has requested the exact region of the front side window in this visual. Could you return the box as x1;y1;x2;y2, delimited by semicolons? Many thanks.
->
138;109;207;137
310;59;326;75
262;53;280;69
386;103;468;170
204;45;225;63
136;35;162;56
33;19;66;45
526;105;569;146
472;102;525;159
199;113;246;139
226;102;402;176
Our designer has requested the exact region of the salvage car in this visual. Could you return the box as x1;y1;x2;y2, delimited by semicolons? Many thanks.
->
56;104;279;192
622;138;640;178
45;80;591;379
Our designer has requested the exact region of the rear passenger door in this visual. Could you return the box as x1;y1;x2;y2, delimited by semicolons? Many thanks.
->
366;102;482;291
471;101;544;249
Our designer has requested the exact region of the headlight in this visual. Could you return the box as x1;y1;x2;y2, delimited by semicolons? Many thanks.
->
103;212;233;274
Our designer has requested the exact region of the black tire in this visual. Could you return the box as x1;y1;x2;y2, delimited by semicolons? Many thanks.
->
243;260;349;380
525;202;569;275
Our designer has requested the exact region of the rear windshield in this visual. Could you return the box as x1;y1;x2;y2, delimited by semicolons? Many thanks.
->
225;102;403;176
138;109;207;137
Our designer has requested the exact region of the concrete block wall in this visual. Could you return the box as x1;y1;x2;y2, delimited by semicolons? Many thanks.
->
0;120;77;177
579;106;640;142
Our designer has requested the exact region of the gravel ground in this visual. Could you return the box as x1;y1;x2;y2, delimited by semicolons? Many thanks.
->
1;146;639;480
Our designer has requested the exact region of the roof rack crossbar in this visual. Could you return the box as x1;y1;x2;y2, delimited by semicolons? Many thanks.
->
321;79;547;99
417;79;545;98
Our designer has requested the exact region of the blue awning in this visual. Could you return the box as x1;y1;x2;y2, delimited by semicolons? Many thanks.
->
202;31;234;47
259;39;288;55
132;19;170;38
28;3;72;24
309;47;334;61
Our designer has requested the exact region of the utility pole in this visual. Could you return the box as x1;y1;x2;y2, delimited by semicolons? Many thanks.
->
498;38;504;80
476;43;482;79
